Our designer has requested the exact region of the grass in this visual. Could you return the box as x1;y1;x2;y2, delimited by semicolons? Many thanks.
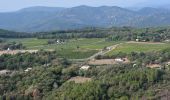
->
6;38;120;50
6;38;48;48
107;42;170;56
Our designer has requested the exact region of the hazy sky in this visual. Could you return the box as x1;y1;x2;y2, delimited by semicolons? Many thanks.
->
0;0;169;12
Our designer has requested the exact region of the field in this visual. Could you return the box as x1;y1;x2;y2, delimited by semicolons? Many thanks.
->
5;38;121;59
6;38;48;48
107;42;170;56
5;38;170;59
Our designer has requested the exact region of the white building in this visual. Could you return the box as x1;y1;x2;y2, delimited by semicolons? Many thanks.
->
7;48;11;51
80;65;90;70
0;70;11;76
115;58;124;62
24;68;32;72
136;39;139;42
106;47;111;50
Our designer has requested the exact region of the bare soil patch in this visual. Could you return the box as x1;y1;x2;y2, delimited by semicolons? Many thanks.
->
88;58;130;65
0;50;38;55
68;76;92;83
147;64;162;68
127;41;165;45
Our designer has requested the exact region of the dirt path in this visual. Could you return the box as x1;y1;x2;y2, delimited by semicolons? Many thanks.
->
0;50;38;55
87;43;122;60
70;43;123;62
0;49;54;56
127;41;165;44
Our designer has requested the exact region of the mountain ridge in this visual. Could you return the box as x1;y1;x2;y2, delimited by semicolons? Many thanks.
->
0;6;170;32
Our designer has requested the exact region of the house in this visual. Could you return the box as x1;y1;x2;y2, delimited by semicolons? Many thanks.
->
56;40;60;43
24;68;32;72
106;47;111;50
115;58;124;62
80;65;90;70
166;61;170;66
0;70;11;76
7;48;10;51
133;64;137;67
136;39;139;42
165;40;170;42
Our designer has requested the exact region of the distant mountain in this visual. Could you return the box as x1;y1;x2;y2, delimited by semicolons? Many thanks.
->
0;6;170;32
19;6;65;12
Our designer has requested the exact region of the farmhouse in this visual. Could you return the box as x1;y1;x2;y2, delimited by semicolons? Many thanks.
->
56;39;65;44
166;61;170;66
136;39;139;42
0;70;11;76
115;58;124;63
7;48;11;51
24;68;32;72
106;47;111;50
165;39;170;42
80;65;90;70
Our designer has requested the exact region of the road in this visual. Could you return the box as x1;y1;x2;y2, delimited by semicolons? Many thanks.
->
69;43;122;62
87;43;122;60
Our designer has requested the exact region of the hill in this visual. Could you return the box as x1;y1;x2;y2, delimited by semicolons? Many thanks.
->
0;6;170;32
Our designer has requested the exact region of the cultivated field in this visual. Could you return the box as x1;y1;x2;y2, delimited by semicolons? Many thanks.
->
6;38;48;48
107;41;170;55
5;38;121;59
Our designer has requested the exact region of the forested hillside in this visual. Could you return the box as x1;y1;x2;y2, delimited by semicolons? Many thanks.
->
0;29;31;38
0;6;170;32
1;26;170;99
1;50;170;99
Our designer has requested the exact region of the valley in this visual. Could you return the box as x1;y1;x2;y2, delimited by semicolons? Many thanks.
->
1;0;170;99
1;16;170;100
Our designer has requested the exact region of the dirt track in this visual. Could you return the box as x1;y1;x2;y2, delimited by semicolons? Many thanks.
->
0;50;38;55
88;58;129;65
127;41;165;44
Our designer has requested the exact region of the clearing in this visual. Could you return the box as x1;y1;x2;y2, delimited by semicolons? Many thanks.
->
88;58;129;65
68;76;92;83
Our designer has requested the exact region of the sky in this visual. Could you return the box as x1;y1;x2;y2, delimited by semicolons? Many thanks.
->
0;0;169;12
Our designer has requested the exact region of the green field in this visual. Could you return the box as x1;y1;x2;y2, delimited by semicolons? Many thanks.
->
5;38;120;59
6;38;120;49
107;42;170;55
6;38;170;59
6;38;48;48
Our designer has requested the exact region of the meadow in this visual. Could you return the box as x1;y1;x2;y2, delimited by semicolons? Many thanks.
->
6;38;48;48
